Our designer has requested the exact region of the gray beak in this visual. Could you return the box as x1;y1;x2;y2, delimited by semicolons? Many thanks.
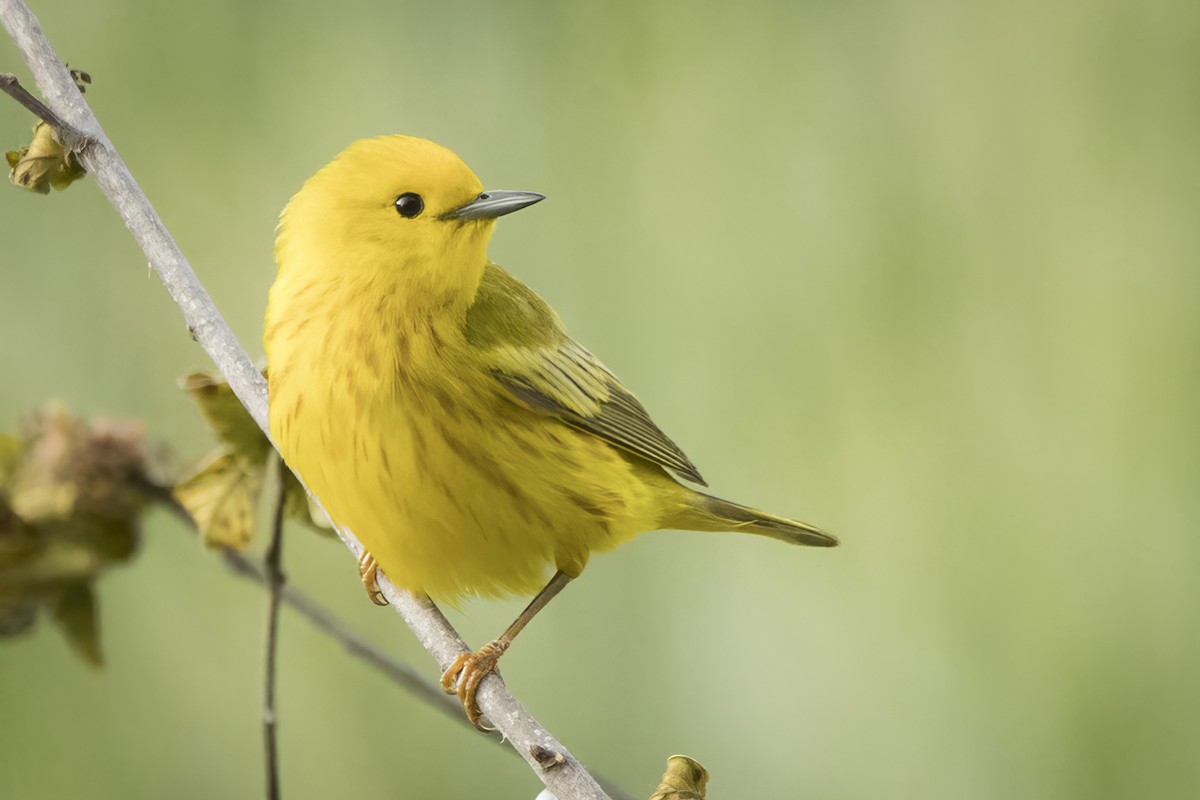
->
444;190;545;220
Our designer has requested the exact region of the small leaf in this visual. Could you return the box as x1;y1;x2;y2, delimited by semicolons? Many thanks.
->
181;372;272;463
176;371;341;546
51;582;102;666
7;121;86;194
173;450;264;550
649;755;709;800
281;465;332;534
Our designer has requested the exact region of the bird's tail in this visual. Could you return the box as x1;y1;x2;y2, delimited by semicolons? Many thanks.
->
667;492;838;548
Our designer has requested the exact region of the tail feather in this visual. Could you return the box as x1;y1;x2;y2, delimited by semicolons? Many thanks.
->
671;492;838;548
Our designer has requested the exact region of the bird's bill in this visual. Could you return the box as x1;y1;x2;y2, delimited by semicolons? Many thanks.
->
444;190;545;220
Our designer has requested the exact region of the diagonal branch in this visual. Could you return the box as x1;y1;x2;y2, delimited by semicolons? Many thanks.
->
0;2;611;798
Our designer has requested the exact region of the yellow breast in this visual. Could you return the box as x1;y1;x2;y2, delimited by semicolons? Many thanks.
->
264;272;665;602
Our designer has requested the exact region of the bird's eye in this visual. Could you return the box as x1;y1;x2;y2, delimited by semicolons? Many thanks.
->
394;192;424;218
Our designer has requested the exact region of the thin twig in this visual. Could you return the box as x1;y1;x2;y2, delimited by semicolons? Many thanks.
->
0;70;84;145
0;4;613;796
263;467;286;800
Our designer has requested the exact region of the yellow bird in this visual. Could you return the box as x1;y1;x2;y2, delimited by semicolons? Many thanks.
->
264;135;836;728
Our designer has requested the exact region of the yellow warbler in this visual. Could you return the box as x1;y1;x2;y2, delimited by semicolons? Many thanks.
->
264;135;836;727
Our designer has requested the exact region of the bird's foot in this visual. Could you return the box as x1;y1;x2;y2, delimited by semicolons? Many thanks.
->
440;639;510;731
357;550;388;606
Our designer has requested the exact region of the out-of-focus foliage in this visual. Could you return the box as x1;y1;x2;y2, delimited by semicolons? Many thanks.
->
0;407;150;664
0;379;323;665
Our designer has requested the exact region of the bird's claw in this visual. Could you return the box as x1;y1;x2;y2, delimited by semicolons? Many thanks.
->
441;640;509;731
357;550;388;606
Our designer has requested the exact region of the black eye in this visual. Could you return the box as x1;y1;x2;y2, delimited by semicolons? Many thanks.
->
394;192;424;218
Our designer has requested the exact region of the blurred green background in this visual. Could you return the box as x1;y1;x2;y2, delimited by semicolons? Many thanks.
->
3;0;1199;797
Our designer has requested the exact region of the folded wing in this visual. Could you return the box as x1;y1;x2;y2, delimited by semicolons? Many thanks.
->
464;264;707;486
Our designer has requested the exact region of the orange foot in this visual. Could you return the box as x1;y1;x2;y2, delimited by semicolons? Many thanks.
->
440;639;510;731
357;550;388;606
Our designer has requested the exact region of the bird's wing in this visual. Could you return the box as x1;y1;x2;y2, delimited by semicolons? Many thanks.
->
464;264;707;485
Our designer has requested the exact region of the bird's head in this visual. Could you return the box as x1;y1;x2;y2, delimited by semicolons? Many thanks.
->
276;135;543;309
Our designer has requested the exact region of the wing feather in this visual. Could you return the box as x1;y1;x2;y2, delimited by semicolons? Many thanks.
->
465;264;707;485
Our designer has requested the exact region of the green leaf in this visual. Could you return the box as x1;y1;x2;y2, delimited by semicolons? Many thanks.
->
281;465;333;534
181;372;272;463
6;121;86;194
51;582;102;667
172;450;263;550
649;756;708;800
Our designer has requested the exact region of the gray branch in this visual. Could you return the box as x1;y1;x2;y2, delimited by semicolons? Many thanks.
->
1;2;610;797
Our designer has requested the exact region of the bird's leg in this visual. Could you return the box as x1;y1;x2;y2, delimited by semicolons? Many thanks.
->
441;570;573;730
357;550;389;606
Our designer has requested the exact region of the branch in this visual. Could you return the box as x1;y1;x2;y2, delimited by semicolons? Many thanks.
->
0;70;78;142
262;470;286;800
0;3;612;797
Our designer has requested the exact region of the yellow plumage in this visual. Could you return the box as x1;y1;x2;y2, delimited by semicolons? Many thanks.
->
264;136;835;718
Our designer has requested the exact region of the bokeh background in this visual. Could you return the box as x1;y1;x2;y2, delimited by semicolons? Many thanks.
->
3;1;1199;798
